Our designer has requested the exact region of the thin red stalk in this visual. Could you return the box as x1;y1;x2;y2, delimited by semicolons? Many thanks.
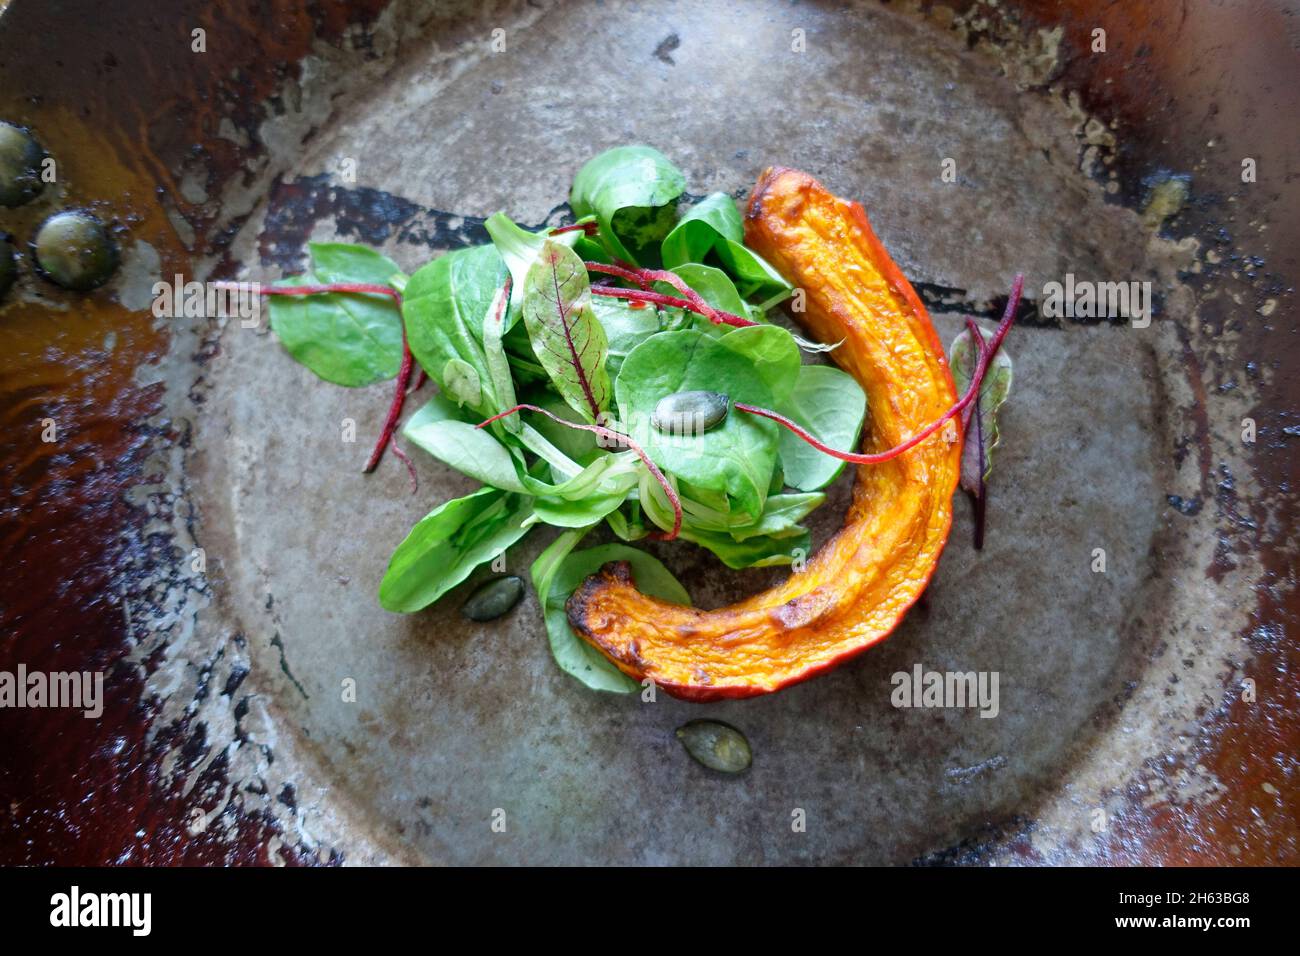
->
959;315;989;430
221;281;401;301
388;437;418;493
585;261;757;328
362;321;414;474
961;316;991;550
735;274;1024;466
585;260;652;290
220;280;419;481
549;222;599;237
477;403;682;540
590;286;698;312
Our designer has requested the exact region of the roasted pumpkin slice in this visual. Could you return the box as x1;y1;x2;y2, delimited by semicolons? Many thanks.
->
567;167;961;701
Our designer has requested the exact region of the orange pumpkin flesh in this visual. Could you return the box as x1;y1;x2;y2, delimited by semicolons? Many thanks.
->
566;168;961;701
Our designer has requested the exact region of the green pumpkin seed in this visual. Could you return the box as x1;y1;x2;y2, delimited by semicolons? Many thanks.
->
676;719;752;773
652;390;729;437
461;575;525;622
0;235;16;301
33;210;119;291
0;122;46;208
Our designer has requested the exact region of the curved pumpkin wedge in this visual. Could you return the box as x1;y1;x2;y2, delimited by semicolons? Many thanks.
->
566;168;961;701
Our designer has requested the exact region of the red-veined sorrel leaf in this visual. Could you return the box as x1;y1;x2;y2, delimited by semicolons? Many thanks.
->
522;240;611;423
950;319;1014;549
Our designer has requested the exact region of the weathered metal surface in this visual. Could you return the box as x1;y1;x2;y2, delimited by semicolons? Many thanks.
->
1;0;1295;865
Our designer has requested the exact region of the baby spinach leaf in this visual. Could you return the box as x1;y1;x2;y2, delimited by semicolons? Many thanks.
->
718;325;801;402
591;296;665;380
413;393;630;505
776;364;868;491
531;532;690;693
678;521;811;569
716;529;811;569
517;422;586;480
611;204;678;266
378;487;533;613
570;145;686;264
572;234;611;265
403;243;506;416
640;476;816;567
525;453;638;502
605;503;646;542
950;328;1014;503
660;192;744;264
403;392;472;428
522;240;611;423
403;413;529;494
616;329;778;519
483;212;585;323
712;238;794;306
268;243;404;387
501;320;549;386
659;193;791;304
680;478;733;514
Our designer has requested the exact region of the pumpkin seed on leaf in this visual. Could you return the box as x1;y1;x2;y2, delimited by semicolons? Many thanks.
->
676;719;752;773
652;389;730;436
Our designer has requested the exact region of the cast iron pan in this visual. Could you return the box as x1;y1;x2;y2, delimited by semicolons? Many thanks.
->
0;0;1296;864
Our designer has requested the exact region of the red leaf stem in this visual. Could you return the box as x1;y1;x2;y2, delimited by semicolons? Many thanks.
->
590;286;699;312
548;222;599;237
584;261;757;328
221;280;420;483
735;274;1024;466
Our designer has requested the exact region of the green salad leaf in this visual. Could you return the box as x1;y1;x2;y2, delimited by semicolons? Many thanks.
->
718;324;801;402
403;243;506;416
484;212;585;322
728;492;825;541
570;145;686;265
616;329;779;519
776;364;868;491
523;394;602;465
591;296;666;381
521;240;611;423
661;192;744;260
378;486;533;613
950;328;1014;496
403;397;529;495
480;282;520;433
660;192;792;305
268;243;405;387
678;524;811;570
658;263;756;326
